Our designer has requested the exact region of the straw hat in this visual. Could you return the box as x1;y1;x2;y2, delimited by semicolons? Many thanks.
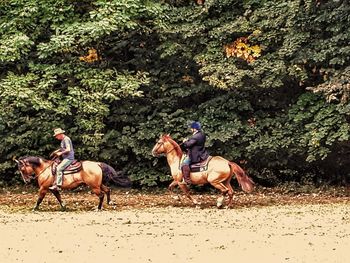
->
53;128;65;137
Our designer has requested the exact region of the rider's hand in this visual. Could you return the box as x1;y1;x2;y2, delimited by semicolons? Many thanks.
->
182;138;187;143
56;152;63;157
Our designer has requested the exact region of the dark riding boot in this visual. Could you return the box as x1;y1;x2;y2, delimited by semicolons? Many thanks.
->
181;165;191;185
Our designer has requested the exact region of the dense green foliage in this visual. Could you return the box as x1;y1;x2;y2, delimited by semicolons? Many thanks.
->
1;0;349;187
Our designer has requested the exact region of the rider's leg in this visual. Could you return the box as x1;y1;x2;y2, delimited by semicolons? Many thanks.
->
53;159;73;188
181;156;191;185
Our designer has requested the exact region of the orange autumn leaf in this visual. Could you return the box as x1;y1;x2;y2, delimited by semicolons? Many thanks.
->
79;48;99;63
224;36;261;63
182;75;194;83
250;45;261;58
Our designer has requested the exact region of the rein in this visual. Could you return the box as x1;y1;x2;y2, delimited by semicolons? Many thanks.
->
165;145;177;155
34;161;54;179
154;141;183;156
166;141;183;155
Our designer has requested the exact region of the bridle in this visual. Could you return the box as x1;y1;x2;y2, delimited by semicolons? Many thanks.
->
17;159;35;183
152;140;177;157
16;158;53;183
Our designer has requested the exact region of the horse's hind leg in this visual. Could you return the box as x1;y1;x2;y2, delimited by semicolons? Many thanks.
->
224;180;234;208
91;187;104;210
101;184;113;205
209;182;229;208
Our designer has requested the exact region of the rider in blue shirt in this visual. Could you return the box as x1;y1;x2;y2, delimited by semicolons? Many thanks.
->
49;128;74;191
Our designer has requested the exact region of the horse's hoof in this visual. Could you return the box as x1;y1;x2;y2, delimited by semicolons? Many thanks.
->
216;199;224;208
216;201;224;208
193;200;201;205
60;206;66;212
172;195;180;201
108;201;116;206
32;207;39;212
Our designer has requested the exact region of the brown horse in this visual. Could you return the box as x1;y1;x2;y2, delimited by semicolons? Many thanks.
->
15;156;131;211
152;134;254;208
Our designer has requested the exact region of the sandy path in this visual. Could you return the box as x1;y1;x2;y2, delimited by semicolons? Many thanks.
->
0;203;349;263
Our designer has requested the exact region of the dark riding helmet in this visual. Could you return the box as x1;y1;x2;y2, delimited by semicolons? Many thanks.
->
189;121;201;130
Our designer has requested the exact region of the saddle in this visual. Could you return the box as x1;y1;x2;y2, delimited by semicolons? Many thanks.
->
51;159;82;176
180;156;213;172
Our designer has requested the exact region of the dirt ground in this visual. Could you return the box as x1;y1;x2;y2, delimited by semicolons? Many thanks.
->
0;186;349;263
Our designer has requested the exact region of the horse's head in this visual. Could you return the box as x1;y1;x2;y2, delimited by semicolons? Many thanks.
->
151;134;182;157
152;135;167;157
14;157;42;183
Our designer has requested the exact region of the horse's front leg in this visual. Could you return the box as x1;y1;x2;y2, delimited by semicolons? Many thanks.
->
33;187;48;211
168;180;178;192
167;180;183;202
178;182;200;206
50;189;66;211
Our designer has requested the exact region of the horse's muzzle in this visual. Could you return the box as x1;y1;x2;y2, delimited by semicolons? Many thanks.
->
151;151;158;157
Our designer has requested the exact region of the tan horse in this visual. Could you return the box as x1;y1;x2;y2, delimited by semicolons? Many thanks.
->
152;134;254;208
15;156;131;211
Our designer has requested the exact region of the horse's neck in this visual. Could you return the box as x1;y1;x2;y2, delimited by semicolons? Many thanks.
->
34;159;52;176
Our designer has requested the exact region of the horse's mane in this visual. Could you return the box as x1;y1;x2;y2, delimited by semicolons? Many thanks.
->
162;134;183;157
19;156;47;168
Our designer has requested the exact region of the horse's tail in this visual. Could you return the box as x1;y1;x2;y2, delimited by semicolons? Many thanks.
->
99;163;132;187
229;161;254;193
